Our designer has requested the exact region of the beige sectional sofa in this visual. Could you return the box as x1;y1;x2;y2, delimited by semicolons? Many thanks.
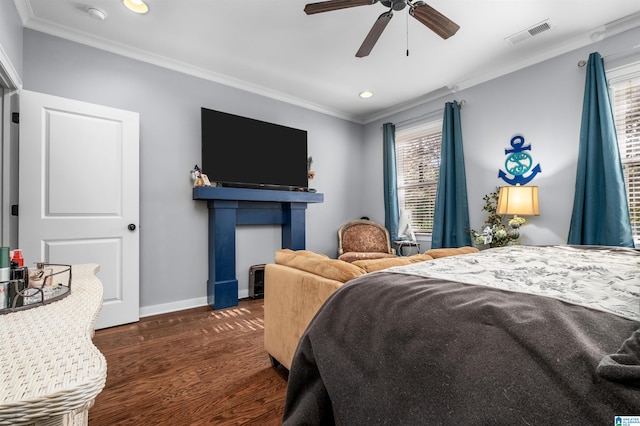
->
264;246;479;369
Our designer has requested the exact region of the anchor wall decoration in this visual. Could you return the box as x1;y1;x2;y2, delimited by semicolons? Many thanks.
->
498;134;541;185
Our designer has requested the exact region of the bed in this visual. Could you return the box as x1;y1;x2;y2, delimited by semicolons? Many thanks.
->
282;245;640;425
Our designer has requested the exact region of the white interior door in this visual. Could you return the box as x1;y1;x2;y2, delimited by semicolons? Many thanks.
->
19;90;139;329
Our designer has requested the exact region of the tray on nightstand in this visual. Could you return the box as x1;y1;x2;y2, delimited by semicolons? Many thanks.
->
0;264;72;314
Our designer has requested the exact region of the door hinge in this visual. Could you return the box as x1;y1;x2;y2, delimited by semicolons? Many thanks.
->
11;205;18;216
11;113;19;124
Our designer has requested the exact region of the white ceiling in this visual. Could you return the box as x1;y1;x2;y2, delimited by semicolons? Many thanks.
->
12;0;640;123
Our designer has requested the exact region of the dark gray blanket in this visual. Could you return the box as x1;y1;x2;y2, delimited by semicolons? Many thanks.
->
283;272;640;425
598;327;640;387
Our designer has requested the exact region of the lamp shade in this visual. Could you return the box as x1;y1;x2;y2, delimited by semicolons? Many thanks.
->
496;186;540;216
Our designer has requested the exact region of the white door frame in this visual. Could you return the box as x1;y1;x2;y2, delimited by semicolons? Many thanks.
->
0;44;21;248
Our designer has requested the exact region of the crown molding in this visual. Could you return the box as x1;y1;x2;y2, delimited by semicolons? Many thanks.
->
16;1;362;123
361;86;454;124
363;11;640;124
11;0;33;25
13;1;640;126
453;11;640;93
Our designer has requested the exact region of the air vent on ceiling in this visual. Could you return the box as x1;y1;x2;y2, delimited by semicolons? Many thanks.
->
506;19;552;45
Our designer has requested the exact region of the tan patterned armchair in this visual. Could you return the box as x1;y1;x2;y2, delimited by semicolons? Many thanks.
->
337;219;397;262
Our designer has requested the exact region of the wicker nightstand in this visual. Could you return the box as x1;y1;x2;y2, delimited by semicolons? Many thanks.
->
0;264;106;426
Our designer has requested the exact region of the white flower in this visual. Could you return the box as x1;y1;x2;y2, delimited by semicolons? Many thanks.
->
474;236;486;246
494;229;508;239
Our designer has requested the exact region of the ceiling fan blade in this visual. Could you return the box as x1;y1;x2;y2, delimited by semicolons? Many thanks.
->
304;0;377;15
410;2;460;39
356;11;393;58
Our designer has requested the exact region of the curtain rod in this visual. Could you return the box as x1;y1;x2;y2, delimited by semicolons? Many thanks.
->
392;100;466;128
577;44;640;67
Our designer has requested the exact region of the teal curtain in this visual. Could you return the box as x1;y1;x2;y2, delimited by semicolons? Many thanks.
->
383;123;399;241
431;102;472;249
568;52;634;247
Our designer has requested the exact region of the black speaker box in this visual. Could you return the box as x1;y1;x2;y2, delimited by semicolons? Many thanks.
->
249;264;265;299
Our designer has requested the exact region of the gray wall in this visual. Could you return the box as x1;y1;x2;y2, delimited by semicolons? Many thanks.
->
21;29;363;312
362;26;640;249
0;0;23;82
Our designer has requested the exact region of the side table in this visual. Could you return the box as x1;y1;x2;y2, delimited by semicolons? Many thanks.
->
0;264;106;426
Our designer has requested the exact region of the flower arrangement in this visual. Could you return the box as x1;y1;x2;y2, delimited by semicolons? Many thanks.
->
470;188;526;248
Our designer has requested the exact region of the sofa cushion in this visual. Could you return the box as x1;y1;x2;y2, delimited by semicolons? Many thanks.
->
275;249;365;283
352;253;434;273
264;264;344;370
338;252;398;263
425;246;479;259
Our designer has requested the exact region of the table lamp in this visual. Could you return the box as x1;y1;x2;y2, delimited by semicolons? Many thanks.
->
496;185;540;240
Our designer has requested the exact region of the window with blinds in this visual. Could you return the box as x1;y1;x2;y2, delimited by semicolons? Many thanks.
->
395;121;442;234
611;69;640;241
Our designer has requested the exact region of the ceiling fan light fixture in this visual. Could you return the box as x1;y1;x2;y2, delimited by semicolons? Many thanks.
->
123;0;149;14
359;91;374;99
381;0;407;11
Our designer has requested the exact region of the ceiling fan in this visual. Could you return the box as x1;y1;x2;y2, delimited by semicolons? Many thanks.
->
304;0;460;58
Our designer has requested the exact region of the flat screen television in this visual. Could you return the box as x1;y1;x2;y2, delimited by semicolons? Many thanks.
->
201;107;308;191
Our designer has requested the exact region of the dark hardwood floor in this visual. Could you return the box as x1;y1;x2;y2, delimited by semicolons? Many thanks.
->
89;298;288;426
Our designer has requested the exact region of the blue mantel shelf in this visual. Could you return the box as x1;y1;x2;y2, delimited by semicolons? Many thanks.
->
193;186;324;310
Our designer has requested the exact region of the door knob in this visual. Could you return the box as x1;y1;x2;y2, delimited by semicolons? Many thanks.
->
128;224;137;231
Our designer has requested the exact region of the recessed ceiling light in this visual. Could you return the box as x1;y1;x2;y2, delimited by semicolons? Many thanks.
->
123;0;149;14
359;91;373;99
87;7;107;20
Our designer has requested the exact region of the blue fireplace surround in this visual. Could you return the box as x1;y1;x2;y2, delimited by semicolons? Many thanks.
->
193;186;324;309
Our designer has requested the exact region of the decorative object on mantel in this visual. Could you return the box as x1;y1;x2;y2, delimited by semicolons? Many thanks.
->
191;164;212;187
307;157;315;180
470;186;539;248
498;134;541;185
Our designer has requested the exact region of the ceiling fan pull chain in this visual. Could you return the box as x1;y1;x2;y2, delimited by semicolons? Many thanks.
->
406;7;409;56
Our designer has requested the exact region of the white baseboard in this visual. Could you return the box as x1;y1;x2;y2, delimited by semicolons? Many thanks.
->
139;289;251;318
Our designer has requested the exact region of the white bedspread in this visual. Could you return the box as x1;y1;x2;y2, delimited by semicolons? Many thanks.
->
386;245;640;321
